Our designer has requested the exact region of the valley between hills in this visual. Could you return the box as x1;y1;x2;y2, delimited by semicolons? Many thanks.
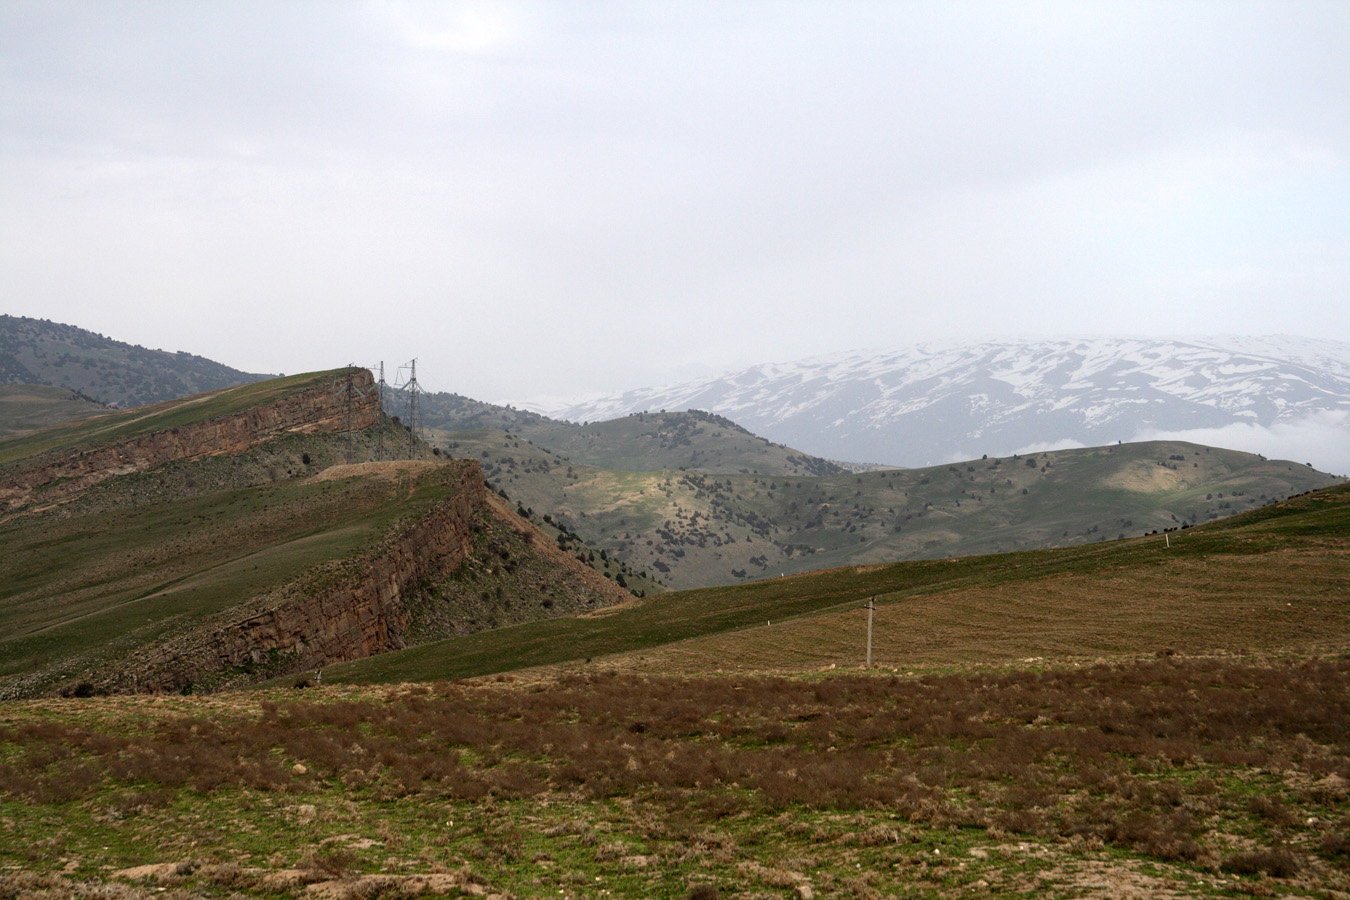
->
1;319;1349;898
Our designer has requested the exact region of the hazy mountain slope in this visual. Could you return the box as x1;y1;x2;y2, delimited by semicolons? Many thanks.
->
413;390;845;477
0;314;270;408
0;384;108;438
538;336;1350;469
443;426;1341;589
410;388;557;432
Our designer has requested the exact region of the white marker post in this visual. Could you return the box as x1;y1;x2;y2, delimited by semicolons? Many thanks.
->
866;598;874;667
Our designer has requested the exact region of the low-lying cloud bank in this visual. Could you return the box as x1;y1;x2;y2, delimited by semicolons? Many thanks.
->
1131;411;1350;478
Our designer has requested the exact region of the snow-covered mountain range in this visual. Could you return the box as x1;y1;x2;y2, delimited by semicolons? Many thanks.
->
533;337;1350;474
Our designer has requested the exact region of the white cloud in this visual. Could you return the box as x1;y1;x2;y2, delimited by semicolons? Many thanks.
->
1;3;1348;402
1131;410;1350;477
376;2;521;54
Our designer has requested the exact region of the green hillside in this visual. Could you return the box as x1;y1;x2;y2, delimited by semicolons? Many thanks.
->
413;389;847;476
4;484;1349;898
0;314;269;408
4;451;1349;900
320;479;1350;686
509;409;846;476
0;383;108;438
431;428;1342;589
0;373;638;698
0;369;343;468
0;443;447;696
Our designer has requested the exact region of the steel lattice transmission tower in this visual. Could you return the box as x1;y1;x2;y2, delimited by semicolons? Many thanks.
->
373;361;388;460
394;359;424;459
333;364;370;465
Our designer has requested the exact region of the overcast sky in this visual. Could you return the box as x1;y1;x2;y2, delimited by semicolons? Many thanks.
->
2;1;1348;405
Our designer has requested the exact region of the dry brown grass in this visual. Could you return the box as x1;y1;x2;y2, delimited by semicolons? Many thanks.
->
559;544;1350;676
3;656;1348;876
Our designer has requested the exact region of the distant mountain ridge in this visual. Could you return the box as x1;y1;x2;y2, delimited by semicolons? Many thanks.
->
0;314;270;408
535;336;1350;470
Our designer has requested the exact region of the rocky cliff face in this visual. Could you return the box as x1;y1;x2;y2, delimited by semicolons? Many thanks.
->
0;369;633;696
123;460;486;692
1;370;379;511
117;459;632;693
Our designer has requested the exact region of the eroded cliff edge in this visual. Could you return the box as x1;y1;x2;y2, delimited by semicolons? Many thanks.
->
1;369;633;697
0;369;379;512
106;459;632;693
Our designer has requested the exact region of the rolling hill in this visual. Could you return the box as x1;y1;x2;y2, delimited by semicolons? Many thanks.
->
409;391;848;477
437;423;1341;589
321;478;1350;685
4;392;1349;898
3;484;1347;899
0;383;108;438
0;369;633;698
0;314;269;410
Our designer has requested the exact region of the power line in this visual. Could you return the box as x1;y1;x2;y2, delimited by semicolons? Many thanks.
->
374;361;387;460
333;364;370;465
393;359;423;459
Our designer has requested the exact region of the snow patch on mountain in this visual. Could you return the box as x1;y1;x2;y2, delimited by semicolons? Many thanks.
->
528;336;1350;475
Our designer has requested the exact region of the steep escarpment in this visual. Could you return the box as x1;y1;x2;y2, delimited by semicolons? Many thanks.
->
95;459;632;694
400;491;638;643
117;460;486;692
0;369;636;698
0;369;379;511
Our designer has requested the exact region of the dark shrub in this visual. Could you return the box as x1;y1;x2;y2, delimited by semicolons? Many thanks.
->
1221;848;1299;878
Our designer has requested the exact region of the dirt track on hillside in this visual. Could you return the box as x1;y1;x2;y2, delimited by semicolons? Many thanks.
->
308;460;442;482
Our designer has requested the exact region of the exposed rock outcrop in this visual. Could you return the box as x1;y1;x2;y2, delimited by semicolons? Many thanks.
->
118;460;632;693
0;368;634;696
1;370;378;511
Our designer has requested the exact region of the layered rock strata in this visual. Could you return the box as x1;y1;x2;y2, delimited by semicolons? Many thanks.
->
124;461;632;693
128;461;485;692
1;370;379;510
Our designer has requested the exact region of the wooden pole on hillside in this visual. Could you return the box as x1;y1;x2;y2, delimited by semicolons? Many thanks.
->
866;598;874;667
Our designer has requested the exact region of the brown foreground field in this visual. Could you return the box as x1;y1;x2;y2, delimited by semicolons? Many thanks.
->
2;485;1349;898
554;542;1350;680
2;653;1349;899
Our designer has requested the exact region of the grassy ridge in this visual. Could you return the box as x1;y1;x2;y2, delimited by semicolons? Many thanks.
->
0;369;345;467
0;442;466;696
321;481;1350;685
431;427;1340;589
417;394;845;476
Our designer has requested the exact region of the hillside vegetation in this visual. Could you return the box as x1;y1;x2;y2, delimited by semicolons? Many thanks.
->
0;314;268;409
435;424;1341;589
0;372;633;698
411;390;847;476
319;480;1350;685
0;383;108;438
2;485;1348;898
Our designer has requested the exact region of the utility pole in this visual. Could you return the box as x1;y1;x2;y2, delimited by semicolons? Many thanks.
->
333;365;369;465
394;359;423;459
866;597;875;667
375;361;387;460
406;358;420;458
